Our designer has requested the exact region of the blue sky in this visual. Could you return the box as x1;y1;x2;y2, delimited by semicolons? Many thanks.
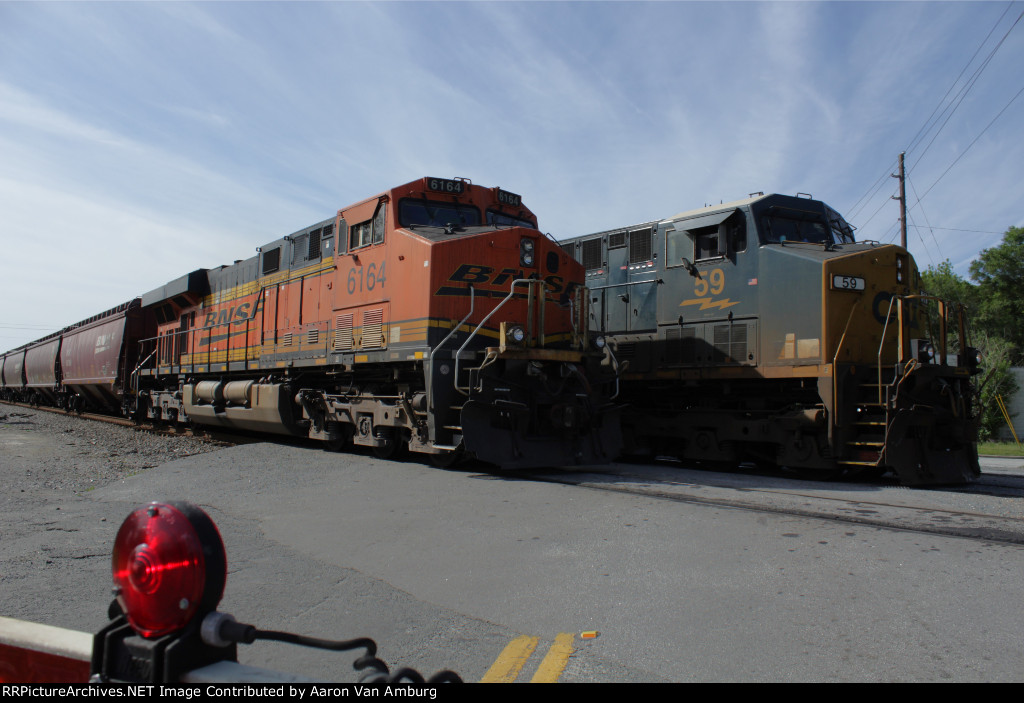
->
1;1;1022;350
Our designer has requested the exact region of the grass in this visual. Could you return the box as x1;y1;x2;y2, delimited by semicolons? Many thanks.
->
978;440;1024;457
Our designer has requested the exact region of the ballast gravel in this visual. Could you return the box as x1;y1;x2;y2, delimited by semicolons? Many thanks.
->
0;406;226;500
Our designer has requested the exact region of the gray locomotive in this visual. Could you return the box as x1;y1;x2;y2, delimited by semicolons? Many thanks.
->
561;193;980;485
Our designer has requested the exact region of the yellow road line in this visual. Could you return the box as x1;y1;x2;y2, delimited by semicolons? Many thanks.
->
479;635;539;683
530;632;575;683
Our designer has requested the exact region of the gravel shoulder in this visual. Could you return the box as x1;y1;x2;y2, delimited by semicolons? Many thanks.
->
0;406;229;632
0;406;224;503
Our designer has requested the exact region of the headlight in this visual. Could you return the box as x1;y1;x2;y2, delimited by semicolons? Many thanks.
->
520;238;536;267
911;339;935;363
966;346;982;367
592;335;606;350
507;325;526;345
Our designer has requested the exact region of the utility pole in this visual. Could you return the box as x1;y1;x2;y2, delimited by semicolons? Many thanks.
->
891;152;907;249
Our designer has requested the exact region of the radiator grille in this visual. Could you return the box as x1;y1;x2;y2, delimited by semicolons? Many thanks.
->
665;327;696;364
581;239;602;271
713;323;748;363
362;308;384;349
334;314;353;351
308;229;322;260
628;228;652;264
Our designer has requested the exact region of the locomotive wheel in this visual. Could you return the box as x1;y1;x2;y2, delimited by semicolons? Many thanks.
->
372;436;405;460
324;435;348;452
844;465;888;481
782;465;848;482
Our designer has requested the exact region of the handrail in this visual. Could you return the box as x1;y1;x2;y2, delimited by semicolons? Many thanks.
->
876;293;969;405
140;286;270;369
425;286;475;421
130;349;157;397
831;300;860;426
453;279;546;396
877;295;901;406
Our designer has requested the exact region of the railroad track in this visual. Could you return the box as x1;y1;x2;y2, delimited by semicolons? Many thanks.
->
0;400;235;445
934;471;1024;499
525;463;1024;547
6;399;1020;546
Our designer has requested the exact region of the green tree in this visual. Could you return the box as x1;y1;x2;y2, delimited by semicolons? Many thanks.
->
919;258;977;350
920;259;978;309
973;331;1020;441
969;225;1024;355
921;249;1021;441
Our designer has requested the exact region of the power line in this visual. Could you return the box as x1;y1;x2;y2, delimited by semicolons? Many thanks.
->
906;209;936;269
907;176;945;264
904;2;1017;160
850;4;1022;237
913;81;1024;205
908;6;1024;174
845;158;898;220
906;225;1006;235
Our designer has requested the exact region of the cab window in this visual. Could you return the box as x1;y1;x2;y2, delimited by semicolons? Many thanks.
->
351;202;387;249
399;199;481;228
486;211;536;229
761;207;830;244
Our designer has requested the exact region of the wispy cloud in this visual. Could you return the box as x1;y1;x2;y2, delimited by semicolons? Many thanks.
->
0;2;1021;350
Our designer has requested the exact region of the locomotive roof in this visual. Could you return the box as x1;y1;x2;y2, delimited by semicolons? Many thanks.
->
663;194;769;223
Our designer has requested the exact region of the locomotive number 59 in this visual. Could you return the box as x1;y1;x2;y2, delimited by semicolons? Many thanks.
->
694;268;726;297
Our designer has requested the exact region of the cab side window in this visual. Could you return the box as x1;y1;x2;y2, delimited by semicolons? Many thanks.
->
350;203;387;250
350;221;372;249
666;226;693;266
693;226;719;260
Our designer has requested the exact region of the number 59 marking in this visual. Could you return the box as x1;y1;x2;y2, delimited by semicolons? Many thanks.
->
695;268;725;297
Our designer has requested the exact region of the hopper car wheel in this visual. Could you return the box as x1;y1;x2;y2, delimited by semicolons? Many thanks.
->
430;444;464;469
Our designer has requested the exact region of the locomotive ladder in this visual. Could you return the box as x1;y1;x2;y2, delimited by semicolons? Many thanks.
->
838;293;969;471
839;382;889;469
828;300;886;469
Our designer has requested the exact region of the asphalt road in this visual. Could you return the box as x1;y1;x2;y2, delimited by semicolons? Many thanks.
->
3;437;1023;682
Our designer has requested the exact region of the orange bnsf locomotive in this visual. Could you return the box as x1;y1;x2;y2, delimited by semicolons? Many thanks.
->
3;178;621;468
561;192;981;485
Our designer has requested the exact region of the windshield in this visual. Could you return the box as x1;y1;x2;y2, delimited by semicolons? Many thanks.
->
399;199;481;228
487;210;536;229
826;205;856;243
761;207;834;244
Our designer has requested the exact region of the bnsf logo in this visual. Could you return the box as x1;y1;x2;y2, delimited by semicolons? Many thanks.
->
203;302;252;327
448;264;566;295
